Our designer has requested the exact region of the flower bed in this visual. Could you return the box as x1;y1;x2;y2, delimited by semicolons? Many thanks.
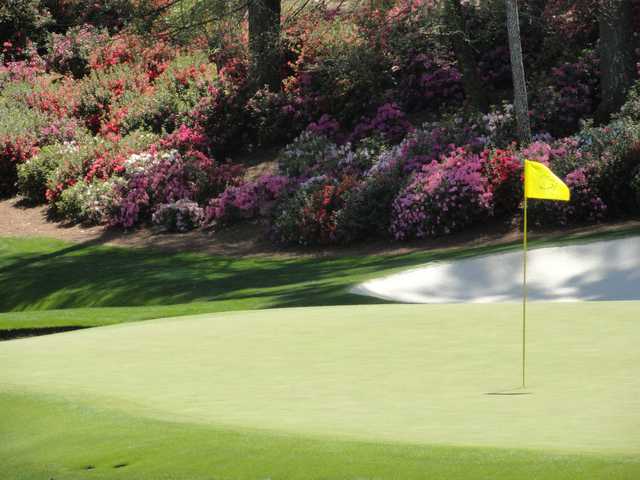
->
2;0;639;246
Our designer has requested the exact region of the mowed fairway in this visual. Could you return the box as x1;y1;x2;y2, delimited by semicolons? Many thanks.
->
1;302;639;479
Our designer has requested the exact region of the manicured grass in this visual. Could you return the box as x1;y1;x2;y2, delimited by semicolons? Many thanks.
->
2;391;638;480
2;304;639;453
1;303;639;479
2;233;640;478
2;225;639;331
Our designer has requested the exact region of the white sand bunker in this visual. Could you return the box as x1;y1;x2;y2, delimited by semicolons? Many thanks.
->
353;236;640;303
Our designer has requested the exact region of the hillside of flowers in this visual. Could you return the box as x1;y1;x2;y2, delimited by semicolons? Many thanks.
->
2;0;640;245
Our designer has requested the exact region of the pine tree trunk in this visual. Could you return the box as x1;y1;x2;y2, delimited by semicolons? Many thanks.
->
248;0;281;91
598;0;635;121
444;0;489;112
505;0;532;145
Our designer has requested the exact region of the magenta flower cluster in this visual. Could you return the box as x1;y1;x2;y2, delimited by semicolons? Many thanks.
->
395;119;489;173
350;103;413;145
112;150;197;228
307;114;341;140
564;168;607;222
205;174;290;227
390;147;493;240
39;117;81;144
0;46;46;83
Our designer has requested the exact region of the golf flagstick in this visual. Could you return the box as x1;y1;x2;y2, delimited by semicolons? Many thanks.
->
520;159;570;390
522;167;528;389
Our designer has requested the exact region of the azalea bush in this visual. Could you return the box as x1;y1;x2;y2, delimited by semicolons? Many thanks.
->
51;178;122;224
278;131;345;177
524;118;639;226
110;149;199;228
155;124;245;203
0;74;79;197
390;148;494;240
206;175;290;228
120;52;216;135
531;50;600;136
561;167;607;224
244;87;306;150
152;199;204;232
87;34;132;70
529;166;607;227
306;114;341;141
22;74;79;121
292;34;394;128
188;84;249;158
480;103;518;148
356;0;462;113
333;147;406;243
0;134;39;197
618;80;640;123
2;0;639;247
350;103;413;145
395;53;463;112
0;98;46;197
577;120;640;216
0;44;46;84
45;0;137;33
394;116;488;173
0;0;51;50
43;129;157;205
75;63;150;134
271;175;358;246
17;142;70;203
39;116;83;145
481;148;521;216
47;25;108;78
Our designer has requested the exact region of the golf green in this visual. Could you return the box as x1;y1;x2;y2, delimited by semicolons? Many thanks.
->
1;303;638;455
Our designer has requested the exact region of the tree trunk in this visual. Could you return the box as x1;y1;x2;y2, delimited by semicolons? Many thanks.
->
505;0;532;145
248;0;281;91
597;0;635;121
444;0;489;112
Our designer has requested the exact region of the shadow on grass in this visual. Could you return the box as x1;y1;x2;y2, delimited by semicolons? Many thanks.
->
1;224;639;315
0;326;88;341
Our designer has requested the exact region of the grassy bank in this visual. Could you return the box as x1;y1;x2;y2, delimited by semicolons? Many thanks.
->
2;225;639;332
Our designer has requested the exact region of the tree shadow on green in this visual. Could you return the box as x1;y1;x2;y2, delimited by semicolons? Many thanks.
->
1;225;639;328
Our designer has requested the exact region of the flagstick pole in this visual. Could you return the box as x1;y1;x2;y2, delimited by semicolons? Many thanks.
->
522;173;528;389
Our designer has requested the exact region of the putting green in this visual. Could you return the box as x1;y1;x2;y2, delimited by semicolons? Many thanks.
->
1;303;639;454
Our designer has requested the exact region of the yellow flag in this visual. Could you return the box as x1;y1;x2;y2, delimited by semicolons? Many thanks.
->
524;160;570;201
